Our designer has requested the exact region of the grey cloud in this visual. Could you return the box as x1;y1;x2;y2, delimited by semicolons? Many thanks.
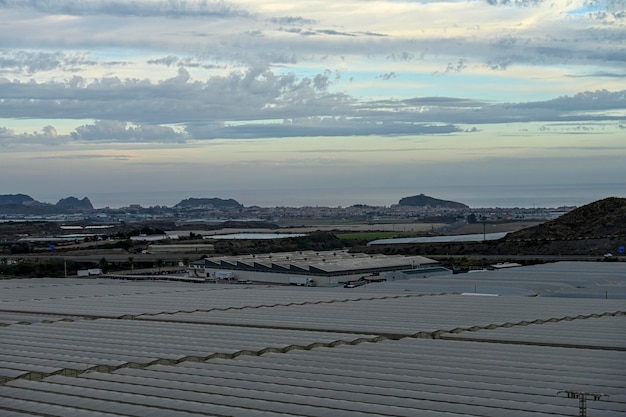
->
147;56;227;70
269;16;317;26
255;53;299;65
281;28;302;34
350;90;626;126
30;153;132;161
492;36;519;48
147;56;179;66
485;0;544;6
400;97;491;107
533;46;576;59
426;33;626;71
356;31;387;37
378;72;398;80
317;29;356;37
0;50;97;75
512;89;626;111
586;49;626;63
445;59;467;73
0;0;252;18
386;52;416;61
313;71;331;89
5;17;621;72
486;60;511;70
0;67;349;124
185;119;462;139
0;120;186;146
568;71;626;78
0;125;65;146
70;120;186;142
281;27;384;38
586;0;626;20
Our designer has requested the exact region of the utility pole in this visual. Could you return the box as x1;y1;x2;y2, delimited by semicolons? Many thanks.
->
558;390;608;417
480;215;486;242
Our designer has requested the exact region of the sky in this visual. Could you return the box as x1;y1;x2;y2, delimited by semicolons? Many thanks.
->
1;0;625;208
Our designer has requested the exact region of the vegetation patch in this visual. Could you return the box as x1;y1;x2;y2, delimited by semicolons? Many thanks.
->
336;232;413;241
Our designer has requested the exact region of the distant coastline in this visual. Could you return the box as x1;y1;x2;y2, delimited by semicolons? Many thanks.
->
27;182;625;210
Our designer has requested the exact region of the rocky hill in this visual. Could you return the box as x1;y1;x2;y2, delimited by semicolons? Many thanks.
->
504;197;626;241
0;194;93;215
398;194;468;209
174;197;243;210
0;194;35;205
56;196;94;211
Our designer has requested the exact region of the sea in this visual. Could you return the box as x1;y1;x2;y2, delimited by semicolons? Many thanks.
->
37;182;624;209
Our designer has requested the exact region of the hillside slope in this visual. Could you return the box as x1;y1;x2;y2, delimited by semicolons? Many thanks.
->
505;197;626;241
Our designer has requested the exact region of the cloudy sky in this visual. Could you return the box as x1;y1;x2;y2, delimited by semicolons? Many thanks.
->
1;0;625;208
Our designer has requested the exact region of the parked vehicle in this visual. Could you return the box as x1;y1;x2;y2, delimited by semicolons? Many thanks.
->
344;280;367;288
289;276;316;286
215;271;235;280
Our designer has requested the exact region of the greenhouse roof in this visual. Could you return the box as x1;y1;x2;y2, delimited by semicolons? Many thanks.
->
1;262;625;416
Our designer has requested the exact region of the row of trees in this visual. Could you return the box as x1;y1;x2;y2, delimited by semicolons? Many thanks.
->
0;256;191;278
0;258;72;278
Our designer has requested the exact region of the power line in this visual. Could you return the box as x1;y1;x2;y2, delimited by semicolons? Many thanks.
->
557;390;609;417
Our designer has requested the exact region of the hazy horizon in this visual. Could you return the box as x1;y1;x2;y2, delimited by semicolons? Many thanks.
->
23;182;624;210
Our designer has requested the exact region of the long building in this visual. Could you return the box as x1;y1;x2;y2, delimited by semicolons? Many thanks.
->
189;250;441;285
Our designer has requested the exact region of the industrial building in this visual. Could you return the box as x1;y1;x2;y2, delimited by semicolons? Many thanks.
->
0;262;625;416
189;250;441;285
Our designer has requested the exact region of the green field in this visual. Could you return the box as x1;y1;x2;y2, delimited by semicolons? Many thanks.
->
336;231;413;241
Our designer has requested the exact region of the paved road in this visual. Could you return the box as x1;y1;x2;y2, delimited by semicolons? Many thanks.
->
7;253;618;264
428;254;616;261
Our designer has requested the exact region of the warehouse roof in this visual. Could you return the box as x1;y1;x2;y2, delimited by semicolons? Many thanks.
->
198;250;437;276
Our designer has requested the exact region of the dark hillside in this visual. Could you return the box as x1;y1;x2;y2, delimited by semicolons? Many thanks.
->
0;194;35;205
505;197;626;240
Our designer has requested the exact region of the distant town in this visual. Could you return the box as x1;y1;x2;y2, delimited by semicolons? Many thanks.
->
0;193;573;224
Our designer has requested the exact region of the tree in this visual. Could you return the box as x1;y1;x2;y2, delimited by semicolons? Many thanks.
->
98;257;109;273
155;259;164;274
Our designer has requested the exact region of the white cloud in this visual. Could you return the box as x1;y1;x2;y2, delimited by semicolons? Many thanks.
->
71;120;186;142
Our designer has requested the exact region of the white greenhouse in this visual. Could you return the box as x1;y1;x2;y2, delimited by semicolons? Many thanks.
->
0;261;625;416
